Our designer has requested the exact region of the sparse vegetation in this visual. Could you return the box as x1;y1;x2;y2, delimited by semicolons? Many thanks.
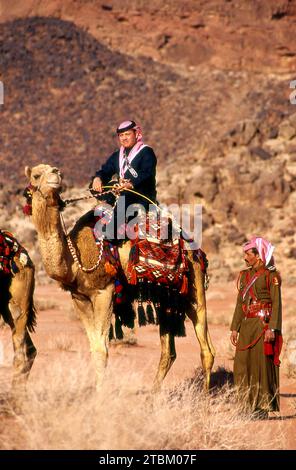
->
0;360;286;450
208;312;230;327
35;298;60;311
281;319;296;378
47;334;74;352
111;328;138;347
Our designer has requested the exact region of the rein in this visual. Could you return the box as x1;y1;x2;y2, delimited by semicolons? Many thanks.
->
63;186;160;208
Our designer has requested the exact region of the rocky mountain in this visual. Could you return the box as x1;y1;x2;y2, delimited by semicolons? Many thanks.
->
1;1;296;282
1;0;296;72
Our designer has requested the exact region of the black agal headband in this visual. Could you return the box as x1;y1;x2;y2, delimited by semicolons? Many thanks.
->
116;120;136;134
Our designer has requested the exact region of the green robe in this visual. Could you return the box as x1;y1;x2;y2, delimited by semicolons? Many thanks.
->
230;266;282;412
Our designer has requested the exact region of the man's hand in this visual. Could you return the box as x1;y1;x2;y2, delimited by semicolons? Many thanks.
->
230;330;238;347
264;328;275;343
119;178;133;190
92;177;102;193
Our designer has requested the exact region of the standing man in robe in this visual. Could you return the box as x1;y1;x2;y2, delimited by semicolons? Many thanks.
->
230;237;283;419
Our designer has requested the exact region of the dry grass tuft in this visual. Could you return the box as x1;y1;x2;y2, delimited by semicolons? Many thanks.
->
35;298;60;311
47;334;74;352
281;319;296;378
208;311;230;327
111;327;138;347
0;359;286;450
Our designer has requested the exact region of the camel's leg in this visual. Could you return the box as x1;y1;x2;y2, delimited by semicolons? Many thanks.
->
91;284;114;386
8;269;37;391
8;303;37;391
186;261;215;390
72;283;114;388
152;332;176;393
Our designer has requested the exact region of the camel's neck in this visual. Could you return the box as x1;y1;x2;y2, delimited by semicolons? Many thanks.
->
32;191;73;283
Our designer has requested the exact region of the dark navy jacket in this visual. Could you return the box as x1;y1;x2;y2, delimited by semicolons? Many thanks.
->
94;146;157;209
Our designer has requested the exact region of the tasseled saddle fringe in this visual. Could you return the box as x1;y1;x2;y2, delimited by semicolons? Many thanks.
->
137;304;147;326
110;279;188;339
134;280;187;337
114;301;135;329
109;302;135;341
109;316;124;341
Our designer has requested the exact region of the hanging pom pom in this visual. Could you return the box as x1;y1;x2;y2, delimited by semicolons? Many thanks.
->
115;279;125;304
22;204;32;216
105;261;117;276
23;185;33;216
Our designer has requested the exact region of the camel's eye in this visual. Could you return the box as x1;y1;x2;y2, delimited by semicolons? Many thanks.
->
33;174;39;179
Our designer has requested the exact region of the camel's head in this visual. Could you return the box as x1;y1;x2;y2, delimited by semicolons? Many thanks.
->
25;164;63;194
24;164;64;214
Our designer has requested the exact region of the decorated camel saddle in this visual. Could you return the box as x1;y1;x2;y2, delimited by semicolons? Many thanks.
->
91;206;208;337
0;230;30;275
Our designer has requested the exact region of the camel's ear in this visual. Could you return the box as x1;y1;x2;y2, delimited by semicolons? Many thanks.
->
25;166;31;179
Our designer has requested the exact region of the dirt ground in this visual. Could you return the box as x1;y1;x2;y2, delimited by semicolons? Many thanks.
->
0;281;296;450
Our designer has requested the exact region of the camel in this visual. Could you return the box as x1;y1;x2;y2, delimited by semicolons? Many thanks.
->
0;237;37;390
24;164;215;390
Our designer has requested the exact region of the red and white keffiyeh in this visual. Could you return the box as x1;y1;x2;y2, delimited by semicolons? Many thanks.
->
243;236;275;266
117;121;147;178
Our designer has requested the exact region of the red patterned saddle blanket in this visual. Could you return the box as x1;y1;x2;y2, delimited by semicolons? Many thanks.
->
90;207;208;294
127;237;189;293
126;219;208;295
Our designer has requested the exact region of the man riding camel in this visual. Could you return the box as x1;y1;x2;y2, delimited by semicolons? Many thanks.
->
91;120;157;241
